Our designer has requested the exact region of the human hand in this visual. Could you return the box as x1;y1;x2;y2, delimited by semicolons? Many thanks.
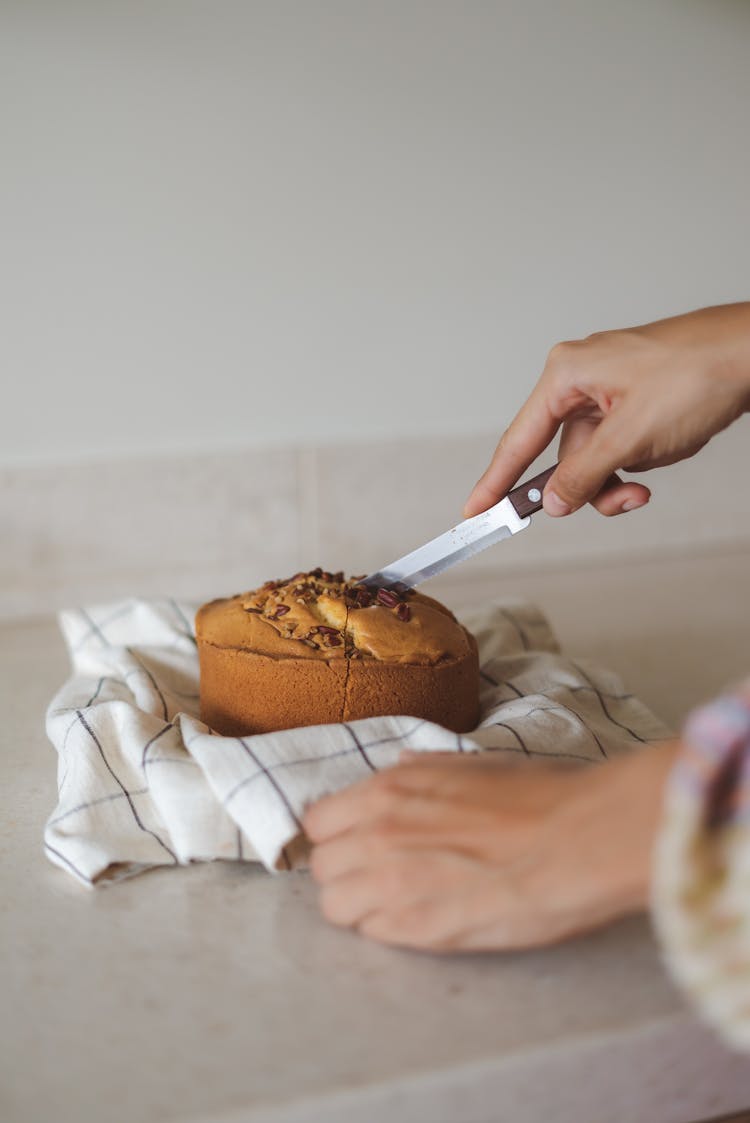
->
464;303;750;519
303;742;678;952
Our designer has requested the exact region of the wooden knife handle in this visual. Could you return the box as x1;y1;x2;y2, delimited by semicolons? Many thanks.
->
508;465;628;517
507;464;558;519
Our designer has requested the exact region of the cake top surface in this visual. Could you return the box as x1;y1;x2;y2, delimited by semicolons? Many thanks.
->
195;569;472;666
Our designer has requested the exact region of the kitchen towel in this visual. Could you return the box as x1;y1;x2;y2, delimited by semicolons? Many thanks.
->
44;597;670;886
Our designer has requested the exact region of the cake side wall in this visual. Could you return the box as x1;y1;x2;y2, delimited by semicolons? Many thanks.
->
342;645;480;735
197;644;349;736
198;632;479;738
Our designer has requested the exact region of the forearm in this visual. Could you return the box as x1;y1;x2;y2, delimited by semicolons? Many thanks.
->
675;302;750;408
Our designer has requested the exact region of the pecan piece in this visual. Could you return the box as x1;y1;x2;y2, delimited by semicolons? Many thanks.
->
376;587;400;608
396;602;411;622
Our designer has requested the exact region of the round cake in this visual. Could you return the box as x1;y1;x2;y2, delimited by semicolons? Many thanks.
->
196;569;479;736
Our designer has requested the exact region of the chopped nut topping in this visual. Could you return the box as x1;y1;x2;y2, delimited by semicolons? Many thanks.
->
346;585;373;608
240;570;415;654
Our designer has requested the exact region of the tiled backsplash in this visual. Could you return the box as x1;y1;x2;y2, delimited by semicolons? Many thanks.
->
2;419;749;620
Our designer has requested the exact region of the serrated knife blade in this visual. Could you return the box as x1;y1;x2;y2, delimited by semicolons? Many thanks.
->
361;464;557;592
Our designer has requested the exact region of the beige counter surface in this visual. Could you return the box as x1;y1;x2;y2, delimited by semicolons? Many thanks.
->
2;546;750;1123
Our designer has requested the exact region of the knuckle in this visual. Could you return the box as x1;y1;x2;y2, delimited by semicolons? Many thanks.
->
301;804;320;840
494;428;510;454
552;463;590;504
496;426;524;460
369;815;401;847
591;428;624;466
308;847;321;879
545;339;579;373
370;768;401;794
378;862;418;899
365;783;399;820
308;846;328;882
389;901;443;947
319;886;348;925
366;771;408;813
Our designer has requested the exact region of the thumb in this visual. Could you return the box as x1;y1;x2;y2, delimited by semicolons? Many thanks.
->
544;416;630;516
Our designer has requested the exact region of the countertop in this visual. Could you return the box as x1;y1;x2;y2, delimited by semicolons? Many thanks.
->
3;546;750;1123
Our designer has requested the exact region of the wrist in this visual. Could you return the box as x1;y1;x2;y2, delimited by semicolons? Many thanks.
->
581;741;680;916
707;302;750;411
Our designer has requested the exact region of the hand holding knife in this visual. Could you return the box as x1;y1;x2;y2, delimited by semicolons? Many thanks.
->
360;465;557;593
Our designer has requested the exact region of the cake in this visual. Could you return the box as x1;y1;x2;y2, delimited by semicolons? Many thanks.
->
196;569;479;736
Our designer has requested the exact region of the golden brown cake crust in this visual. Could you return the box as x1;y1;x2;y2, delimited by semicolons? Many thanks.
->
196;570;479;735
196;570;471;666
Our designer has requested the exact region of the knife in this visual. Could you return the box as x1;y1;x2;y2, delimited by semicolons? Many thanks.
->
360;464;557;592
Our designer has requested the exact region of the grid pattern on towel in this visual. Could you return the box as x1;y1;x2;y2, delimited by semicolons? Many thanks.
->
44;597;671;886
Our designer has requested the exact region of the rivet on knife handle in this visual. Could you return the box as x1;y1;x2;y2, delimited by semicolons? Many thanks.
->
507;464;558;519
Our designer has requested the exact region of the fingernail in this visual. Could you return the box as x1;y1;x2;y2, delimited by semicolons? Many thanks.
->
621;498;644;512
543;490;571;517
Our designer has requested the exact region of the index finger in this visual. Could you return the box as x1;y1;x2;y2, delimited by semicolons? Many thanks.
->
463;385;560;517
303;772;383;842
304;759;461;843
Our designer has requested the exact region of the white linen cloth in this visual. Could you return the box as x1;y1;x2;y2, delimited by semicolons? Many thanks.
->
44;597;670;886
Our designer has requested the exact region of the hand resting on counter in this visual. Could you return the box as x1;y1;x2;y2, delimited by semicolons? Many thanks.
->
304;742;678;951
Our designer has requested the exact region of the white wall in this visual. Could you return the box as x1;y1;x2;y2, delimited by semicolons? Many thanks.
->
2;0;750;467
